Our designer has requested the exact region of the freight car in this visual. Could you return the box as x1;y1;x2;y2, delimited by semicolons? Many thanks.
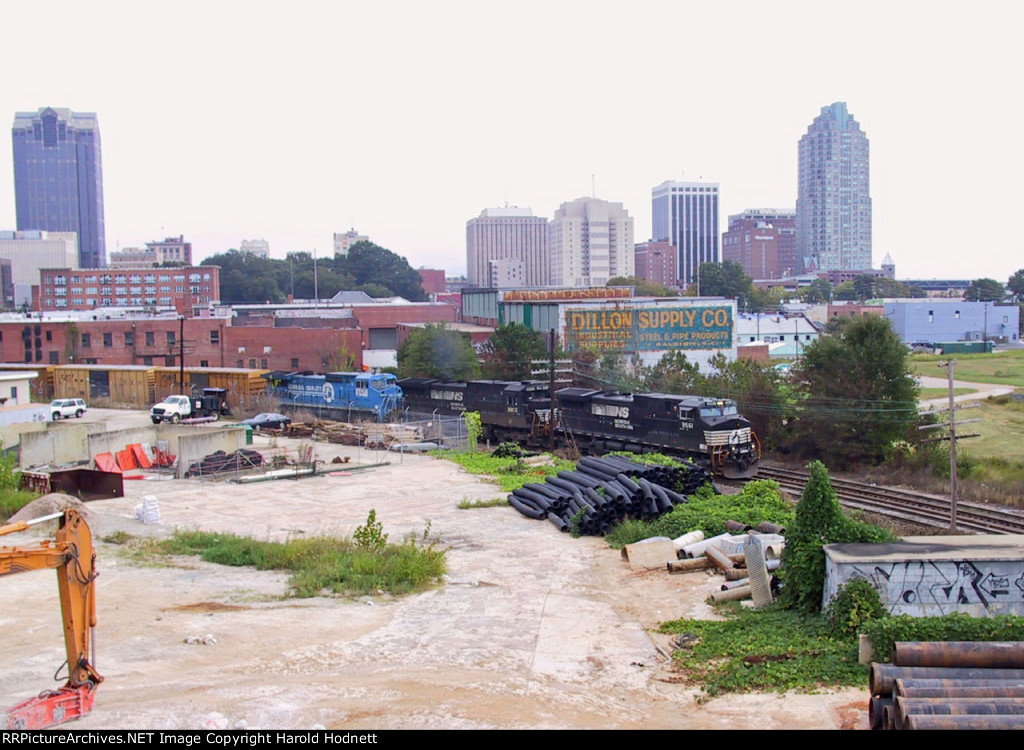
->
263;371;403;422
399;378;759;478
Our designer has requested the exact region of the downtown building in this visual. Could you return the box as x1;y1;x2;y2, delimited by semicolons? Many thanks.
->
12;107;107;269
466;207;550;288
721;209;797;280
796;102;872;272
549;197;633;289
651;180;719;286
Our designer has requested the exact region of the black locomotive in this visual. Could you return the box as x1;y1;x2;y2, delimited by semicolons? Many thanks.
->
399;378;760;478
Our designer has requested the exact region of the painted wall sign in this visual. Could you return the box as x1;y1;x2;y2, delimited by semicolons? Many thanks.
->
565;305;733;351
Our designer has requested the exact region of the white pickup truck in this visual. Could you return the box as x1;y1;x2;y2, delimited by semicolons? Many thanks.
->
150;388;230;424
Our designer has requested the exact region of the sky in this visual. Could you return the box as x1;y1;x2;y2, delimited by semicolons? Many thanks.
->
0;1;1021;283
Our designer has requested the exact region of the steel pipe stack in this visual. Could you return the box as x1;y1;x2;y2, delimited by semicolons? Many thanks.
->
868;641;1024;730
508;455;711;535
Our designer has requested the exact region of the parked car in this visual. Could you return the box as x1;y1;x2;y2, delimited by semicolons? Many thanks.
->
240;412;292;431
50;398;87;420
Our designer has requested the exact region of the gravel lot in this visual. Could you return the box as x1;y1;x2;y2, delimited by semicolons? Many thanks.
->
2;413;869;729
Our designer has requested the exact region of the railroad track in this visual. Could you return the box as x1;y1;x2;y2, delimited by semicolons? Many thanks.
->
749;466;1024;535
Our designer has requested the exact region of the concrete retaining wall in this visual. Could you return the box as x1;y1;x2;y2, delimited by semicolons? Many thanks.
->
823;536;1024;617
20;424;95;468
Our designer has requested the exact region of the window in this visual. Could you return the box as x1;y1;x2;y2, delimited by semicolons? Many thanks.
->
167;332;176;346
200;360;209;367
103;333;112;347
49;351;59;364
260;359;268;369
165;356;175;366
237;359;244;368
124;332;134;346
249;358;256;368
145;331;155;346
10;386;17;400
142;356;153;366
82;333;91;347
211;330;220;344
291;358;299;369
928;310;934;323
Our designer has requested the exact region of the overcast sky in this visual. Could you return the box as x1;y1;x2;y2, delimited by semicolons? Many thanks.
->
1;1;1021;283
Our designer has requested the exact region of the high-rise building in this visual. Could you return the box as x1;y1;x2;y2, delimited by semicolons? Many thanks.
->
466;207;549;288
12;107;106;268
549;197;633;288
796;102;871;272
722;209;797;280
651;180;719;286
239;239;271;259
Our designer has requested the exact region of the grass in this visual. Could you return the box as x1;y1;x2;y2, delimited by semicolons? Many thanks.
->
457;496;509;509
909;349;1024;387
0;488;40;523
660;602;866;698
919;387;974;400
436;451;576;492
145;527;447;598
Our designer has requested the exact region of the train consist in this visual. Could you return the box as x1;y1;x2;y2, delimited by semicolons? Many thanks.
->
263;370;403;422
399;378;760;478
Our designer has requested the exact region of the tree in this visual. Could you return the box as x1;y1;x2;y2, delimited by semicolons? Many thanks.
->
964;278;1005;302
800;279;833;304
397;323;480;380
480;323;549;381
790;314;919;468
1006;269;1024;302
696;261;752;299
338;241;427;301
607;276;676;297
777;461;847;612
853;275;876;301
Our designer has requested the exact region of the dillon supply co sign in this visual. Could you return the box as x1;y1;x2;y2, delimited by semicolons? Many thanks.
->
565;305;733;352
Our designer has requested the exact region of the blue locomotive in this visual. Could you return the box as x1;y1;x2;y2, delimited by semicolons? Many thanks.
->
263;371;403;422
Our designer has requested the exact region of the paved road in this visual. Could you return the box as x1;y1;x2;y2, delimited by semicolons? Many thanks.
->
917;375;1015;412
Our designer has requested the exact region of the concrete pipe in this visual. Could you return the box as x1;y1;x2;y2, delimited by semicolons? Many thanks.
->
667;557;711;574
705;545;735;572
710;585;751;604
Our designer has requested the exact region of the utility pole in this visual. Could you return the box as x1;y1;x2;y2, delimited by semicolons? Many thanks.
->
941;359;958;529
920;359;981;530
178;316;185;394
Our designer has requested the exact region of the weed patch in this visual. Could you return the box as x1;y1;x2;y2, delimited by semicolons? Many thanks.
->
457;497;509;509
152;527;446;598
660;603;865;697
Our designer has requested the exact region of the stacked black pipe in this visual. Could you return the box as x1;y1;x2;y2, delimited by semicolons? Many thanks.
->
509;455;712;535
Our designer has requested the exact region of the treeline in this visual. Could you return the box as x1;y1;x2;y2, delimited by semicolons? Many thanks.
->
202;241;427;303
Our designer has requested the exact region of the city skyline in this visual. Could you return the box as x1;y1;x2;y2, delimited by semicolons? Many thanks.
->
0;2;1021;284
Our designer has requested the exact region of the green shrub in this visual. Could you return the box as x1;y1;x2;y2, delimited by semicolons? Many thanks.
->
825;579;886;636
353;509;388;552
649;480;793;539
778;461;896;613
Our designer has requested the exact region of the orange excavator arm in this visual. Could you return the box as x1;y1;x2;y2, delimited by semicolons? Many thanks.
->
1;508;103;730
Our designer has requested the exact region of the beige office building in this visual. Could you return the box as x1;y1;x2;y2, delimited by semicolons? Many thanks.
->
466;207;549;289
0;230;79;306
550;197;633;288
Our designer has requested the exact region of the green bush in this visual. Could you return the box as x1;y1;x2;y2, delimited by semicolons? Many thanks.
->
825;579;887;637
863;612;1024;661
649;480;793;539
778;461;896;613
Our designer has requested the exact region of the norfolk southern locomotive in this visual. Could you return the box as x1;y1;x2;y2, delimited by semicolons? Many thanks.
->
399;378;760;478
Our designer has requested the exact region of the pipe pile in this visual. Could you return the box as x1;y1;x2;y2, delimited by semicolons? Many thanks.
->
507;455;711;535
868;641;1024;730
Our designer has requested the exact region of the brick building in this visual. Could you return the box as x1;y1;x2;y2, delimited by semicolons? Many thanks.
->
633;240;677;288
37;266;219;317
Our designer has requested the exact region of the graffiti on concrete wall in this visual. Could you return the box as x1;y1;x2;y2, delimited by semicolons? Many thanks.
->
842;560;1024;616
